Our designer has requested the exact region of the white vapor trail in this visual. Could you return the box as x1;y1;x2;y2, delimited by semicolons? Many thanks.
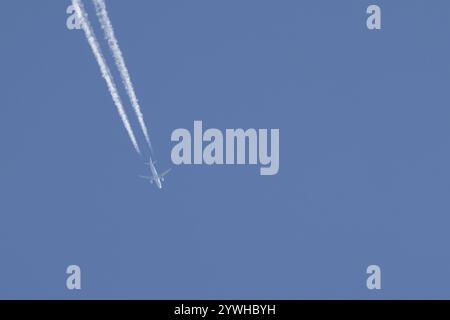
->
93;0;153;152
72;0;141;154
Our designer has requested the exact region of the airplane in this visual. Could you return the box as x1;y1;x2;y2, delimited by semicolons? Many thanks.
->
139;158;171;189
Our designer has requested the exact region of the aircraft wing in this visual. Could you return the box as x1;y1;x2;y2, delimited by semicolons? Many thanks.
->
139;175;157;184
160;168;171;177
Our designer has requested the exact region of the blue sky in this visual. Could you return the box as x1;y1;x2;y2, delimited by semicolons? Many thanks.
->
1;0;450;299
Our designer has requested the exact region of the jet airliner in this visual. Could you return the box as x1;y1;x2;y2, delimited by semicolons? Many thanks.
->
139;157;171;189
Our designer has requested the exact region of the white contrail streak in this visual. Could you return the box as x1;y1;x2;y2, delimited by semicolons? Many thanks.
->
72;0;141;154
93;0;153;152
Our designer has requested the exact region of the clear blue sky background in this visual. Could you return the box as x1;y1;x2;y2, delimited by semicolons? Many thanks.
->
1;0;450;299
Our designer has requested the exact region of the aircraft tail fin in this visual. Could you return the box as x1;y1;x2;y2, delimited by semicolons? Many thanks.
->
144;160;157;166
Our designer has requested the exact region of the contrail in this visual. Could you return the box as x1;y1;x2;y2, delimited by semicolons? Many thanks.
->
72;0;141;154
93;0;153;152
